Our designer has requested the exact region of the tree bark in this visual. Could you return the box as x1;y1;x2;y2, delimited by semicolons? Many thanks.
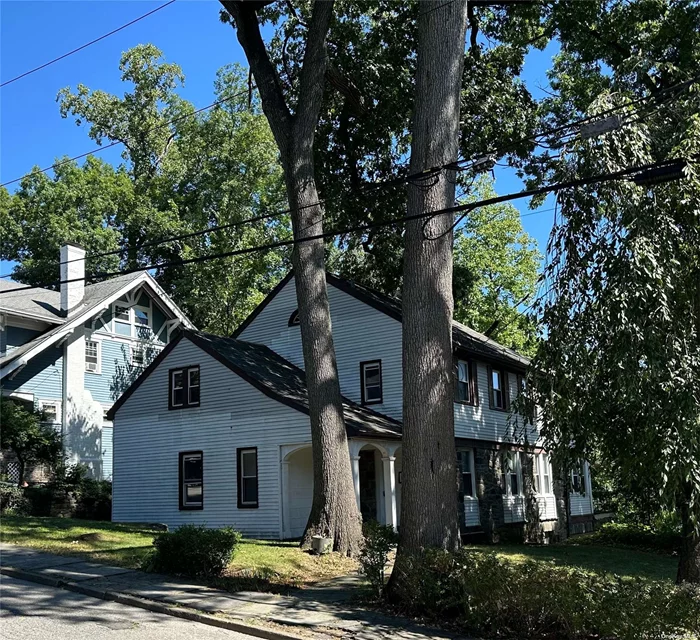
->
396;0;469;556
677;483;700;583
222;0;362;556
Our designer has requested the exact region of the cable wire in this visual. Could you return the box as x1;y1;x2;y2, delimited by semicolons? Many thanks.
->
0;1;177;88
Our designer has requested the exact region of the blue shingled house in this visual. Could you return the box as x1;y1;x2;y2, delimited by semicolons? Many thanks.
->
0;243;193;480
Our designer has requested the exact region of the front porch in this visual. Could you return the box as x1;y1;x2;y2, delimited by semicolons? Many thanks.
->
280;439;402;539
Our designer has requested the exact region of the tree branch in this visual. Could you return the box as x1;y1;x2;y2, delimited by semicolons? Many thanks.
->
220;1;292;150
295;0;335;144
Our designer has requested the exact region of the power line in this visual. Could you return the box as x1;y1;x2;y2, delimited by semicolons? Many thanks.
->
1;156;685;296
1;85;255;188
5;69;696;275
0;1;177;88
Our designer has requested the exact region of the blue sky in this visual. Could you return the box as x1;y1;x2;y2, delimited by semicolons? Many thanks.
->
1;1;559;278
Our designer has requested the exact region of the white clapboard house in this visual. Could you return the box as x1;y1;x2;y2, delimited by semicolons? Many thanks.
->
108;272;594;539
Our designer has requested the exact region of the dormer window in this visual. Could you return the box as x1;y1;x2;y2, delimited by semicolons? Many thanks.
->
360;360;382;405
170;366;200;410
288;309;300;327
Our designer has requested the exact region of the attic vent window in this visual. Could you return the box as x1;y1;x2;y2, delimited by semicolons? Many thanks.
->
288;310;300;327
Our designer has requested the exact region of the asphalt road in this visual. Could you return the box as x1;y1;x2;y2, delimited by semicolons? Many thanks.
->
0;576;262;640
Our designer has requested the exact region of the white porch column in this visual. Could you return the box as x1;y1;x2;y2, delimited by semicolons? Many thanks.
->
281;460;291;539
382;455;398;530
351;456;361;512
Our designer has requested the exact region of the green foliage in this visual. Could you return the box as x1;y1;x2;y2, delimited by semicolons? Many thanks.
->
575;522;681;556
453;177;541;356
0;483;31;515
0;401;62;486
4;47;287;335
144;525;241;579
358;521;398;598
392;548;700;640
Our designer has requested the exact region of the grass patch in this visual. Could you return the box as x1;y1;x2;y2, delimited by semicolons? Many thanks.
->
0;515;157;568
0;516;357;589
464;540;678;582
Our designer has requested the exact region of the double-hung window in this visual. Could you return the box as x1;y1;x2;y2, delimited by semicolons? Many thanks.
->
179;451;203;510
85;340;100;373
170;366;200;409
131;346;145;368
360;360;382;405
501;451;520;496
455;360;476;405
457;449;475;498
489;367;507;410
237;448;258;508
533;454;541;494
114;306;132;336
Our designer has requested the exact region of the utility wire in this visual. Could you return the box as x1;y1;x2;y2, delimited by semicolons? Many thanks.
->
0;1;177;88
0;156;684;296
1;84;256;188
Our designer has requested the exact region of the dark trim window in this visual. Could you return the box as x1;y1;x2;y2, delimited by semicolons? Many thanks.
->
488;366;508;410
455;359;477;405
457;449;475;498
360;360;383;405
170;366;200;409
288;309;300;326
237;448;259;508
179;451;203;510
571;462;586;495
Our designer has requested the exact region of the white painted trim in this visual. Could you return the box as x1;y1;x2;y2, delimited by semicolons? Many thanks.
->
3;390;34;402
84;338;102;375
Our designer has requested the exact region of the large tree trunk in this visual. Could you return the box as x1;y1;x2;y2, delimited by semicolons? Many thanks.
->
222;0;362;555
396;0;469;556
677;483;700;583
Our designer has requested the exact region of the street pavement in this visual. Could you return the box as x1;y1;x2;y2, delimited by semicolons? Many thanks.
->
0;575;261;640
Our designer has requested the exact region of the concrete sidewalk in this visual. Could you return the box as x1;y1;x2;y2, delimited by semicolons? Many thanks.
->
0;544;465;640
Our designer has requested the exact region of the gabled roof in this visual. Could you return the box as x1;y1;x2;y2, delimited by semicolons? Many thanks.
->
0;272;194;379
234;270;529;370
108;330;402;440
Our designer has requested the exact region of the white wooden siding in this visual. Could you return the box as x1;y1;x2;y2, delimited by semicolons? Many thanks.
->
464;498;480;527
112;338;312;537
239;277;536;438
238;277;404;420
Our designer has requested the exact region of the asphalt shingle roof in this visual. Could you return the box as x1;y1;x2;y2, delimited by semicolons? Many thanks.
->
187;331;403;440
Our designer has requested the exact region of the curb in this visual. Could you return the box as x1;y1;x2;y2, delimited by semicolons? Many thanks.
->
0;566;304;640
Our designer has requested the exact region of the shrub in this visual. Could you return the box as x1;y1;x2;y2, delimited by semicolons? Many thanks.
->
358;521;398;598
144;525;241;579
575;522;681;555
391;548;700;640
0;483;31;515
73;479;112;521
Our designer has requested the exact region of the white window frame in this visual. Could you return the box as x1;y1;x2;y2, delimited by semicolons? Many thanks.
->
39;400;60;424
85;339;101;374
111;302;153;338
239;448;258;507
457;448;477;500
131;345;146;368
501;451;522;497
360;360;382;405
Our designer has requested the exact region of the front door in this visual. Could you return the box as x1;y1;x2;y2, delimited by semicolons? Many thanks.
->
359;450;378;522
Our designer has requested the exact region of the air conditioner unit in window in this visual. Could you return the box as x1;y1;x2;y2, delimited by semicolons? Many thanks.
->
86;361;98;373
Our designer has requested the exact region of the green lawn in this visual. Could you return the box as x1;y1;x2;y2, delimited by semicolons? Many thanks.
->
464;540;678;582
0;516;357;588
1;516;678;587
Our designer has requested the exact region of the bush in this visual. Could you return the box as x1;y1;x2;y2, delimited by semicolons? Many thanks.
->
391;548;700;640
575;522;681;555
144;525;241;579
359;521;398;598
73;479;112;521
0;483;31;515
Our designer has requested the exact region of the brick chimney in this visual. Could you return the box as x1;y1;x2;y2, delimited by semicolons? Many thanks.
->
60;242;85;315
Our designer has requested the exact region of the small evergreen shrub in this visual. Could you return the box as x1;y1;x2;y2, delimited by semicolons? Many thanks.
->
73;479;112;521
144;525;241;579
0;483;31;515
391;548;700;640
358;521;398;598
